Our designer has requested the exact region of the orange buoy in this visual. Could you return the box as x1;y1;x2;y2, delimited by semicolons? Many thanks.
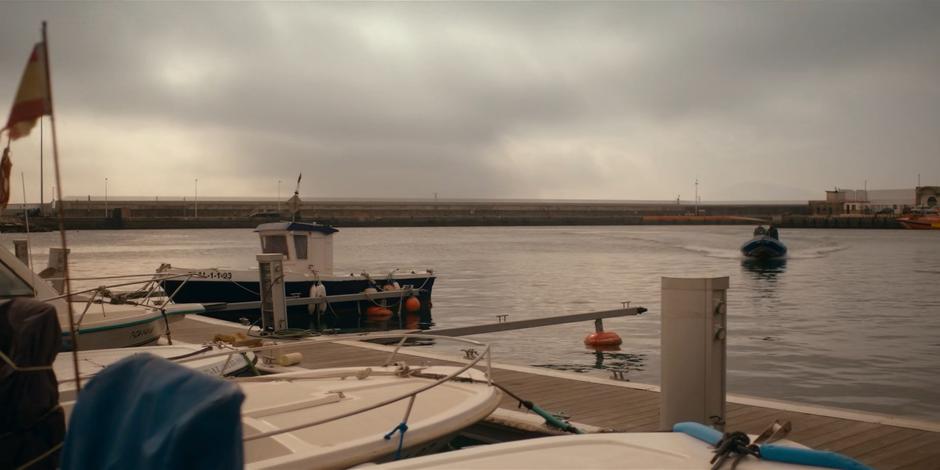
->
365;305;393;321
404;296;421;313
584;331;622;348
404;312;420;330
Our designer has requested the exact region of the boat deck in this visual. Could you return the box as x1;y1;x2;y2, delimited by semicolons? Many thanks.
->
169;317;940;470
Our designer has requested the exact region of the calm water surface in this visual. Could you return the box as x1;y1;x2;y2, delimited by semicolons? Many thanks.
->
5;226;940;420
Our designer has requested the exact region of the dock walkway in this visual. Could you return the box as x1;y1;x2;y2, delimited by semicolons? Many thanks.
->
170;317;940;470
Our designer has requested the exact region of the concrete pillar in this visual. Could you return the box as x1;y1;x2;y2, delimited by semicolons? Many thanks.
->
660;276;729;431
13;239;29;266
45;247;70;294
257;253;287;333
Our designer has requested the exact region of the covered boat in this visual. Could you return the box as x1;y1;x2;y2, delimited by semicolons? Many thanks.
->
741;235;787;259
158;222;435;331
374;422;870;469
60;338;501;470
1;244;205;351
55;343;255;402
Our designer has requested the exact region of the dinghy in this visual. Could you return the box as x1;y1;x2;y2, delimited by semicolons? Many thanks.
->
55;343;255;402
60;335;502;469
374;422;871;469
741;235;787;259
1;244;205;350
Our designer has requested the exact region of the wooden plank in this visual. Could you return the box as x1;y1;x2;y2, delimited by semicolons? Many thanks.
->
859;432;940;468
165;317;940;467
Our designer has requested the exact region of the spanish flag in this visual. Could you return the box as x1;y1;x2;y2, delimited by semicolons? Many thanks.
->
5;42;51;140
1;42;51;209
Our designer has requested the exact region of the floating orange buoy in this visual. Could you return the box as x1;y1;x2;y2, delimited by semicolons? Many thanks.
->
404;296;421;313
365;305;393;321
584;331;622;348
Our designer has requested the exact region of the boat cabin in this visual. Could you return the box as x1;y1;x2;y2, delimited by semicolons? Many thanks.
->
255;222;338;275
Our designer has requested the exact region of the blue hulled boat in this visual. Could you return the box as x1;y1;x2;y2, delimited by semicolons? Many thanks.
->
158;222;435;331
740;235;787;259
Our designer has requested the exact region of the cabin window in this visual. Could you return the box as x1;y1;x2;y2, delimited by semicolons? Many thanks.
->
1;262;33;296
293;235;308;260
262;235;289;256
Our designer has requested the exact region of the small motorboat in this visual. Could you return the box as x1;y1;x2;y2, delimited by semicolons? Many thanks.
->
55;343;256;402
741;235;787;259
374;422;871;469
1;244;205;351
897;207;940;230
60;347;502;469
158;222;436;332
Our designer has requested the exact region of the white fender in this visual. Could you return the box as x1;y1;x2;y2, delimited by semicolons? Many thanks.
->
308;283;327;314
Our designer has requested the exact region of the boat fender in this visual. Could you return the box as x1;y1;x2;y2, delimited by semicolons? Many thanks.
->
307;283;327;315
404;296;421;313
383;282;401;291
760;444;872;470
276;352;303;367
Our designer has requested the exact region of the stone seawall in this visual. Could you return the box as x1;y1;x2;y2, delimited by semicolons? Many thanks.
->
4;199;899;230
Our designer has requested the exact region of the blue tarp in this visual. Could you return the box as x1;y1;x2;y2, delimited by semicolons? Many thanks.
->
61;354;245;470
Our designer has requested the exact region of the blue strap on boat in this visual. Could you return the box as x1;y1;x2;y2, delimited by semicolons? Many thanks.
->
760;444;872;470
674;422;724;446
383;422;409;460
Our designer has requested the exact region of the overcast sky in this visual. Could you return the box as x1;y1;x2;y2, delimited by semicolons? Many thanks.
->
1;1;938;203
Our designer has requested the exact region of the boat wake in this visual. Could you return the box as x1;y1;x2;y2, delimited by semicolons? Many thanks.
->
788;245;846;259
679;245;741;259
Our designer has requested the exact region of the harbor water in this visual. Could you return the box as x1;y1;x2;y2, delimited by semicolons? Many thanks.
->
5;226;939;421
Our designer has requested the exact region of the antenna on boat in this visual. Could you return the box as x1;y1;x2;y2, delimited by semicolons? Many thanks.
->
288;173;302;222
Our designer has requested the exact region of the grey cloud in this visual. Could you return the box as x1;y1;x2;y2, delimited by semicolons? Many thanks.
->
1;1;937;200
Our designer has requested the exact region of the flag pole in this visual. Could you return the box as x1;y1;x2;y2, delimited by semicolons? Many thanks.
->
40;116;43;215
41;20;82;391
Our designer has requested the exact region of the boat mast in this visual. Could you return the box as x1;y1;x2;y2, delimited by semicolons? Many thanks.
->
42;21;83;390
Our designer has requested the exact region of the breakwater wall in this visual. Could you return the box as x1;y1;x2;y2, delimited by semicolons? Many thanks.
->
0;199;900;230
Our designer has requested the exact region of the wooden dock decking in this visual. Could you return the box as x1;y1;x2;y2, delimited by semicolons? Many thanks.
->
170;317;940;470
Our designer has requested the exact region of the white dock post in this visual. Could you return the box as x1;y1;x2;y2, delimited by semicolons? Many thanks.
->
45;247;70;294
13;239;29;266
257;253;288;334
660;276;729;431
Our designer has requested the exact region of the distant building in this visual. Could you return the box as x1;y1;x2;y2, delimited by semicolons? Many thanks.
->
809;186;939;215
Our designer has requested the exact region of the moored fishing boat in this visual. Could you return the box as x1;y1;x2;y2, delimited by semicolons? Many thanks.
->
157;222;435;332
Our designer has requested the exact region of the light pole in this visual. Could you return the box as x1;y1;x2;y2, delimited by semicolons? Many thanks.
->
194;178;199;218
104;177;108;217
277;180;282;213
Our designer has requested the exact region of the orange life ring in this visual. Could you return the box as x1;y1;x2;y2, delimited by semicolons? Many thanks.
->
365;305;393;321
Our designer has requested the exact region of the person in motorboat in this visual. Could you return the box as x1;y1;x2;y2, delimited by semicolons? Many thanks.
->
767;225;779;240
753;225;766;236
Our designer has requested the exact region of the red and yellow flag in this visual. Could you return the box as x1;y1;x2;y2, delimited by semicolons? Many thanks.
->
5;42;51;140
2;42;51;208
